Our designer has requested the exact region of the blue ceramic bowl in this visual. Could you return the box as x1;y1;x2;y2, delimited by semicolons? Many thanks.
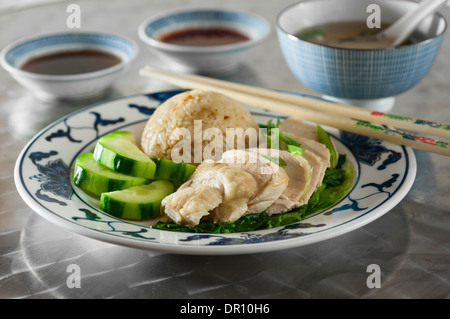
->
277;0;446;110
0;32;138;101
138;8;270;75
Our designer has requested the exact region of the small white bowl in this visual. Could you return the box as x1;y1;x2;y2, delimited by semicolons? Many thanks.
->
138;8;270;75
0;31;138;101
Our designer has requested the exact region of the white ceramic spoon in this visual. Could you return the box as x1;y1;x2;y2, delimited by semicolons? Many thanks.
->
333;0;447;49
382;0;447;47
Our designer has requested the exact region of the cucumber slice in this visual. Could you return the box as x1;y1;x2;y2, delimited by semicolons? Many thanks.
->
73;153;149;196
99;180;175;220
152;158;196;182
317;125;338;169
93;131;156;179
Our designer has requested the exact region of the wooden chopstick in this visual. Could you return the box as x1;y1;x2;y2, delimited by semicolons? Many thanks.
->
141;66;450;139
139;66;450;157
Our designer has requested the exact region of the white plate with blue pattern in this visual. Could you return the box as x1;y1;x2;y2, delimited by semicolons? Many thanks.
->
14;90;417;255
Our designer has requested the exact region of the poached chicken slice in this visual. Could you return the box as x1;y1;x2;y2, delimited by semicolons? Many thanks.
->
162;161;257;226
162;185;222;227
302;149;327;192
220;149;289;214
279;118;319;141
249;149;312;215
279;118;332;168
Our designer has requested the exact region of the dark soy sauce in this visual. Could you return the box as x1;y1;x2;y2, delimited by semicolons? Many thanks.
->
21;49;122;75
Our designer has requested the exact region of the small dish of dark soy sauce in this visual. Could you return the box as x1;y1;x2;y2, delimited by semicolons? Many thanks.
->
0;32;138;101
21;49;122;76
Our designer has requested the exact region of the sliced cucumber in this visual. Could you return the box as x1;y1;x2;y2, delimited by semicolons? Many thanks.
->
317;125;338;169
152;158;196;182
93;131;156;179
73;153;149;196
99;180;175;220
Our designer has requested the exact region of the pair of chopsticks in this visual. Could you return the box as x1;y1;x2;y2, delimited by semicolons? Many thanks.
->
139;66;450;157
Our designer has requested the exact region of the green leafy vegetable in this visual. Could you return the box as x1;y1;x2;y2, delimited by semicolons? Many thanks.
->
279;132;302;148
309;163;354;211
258;119;279;130
259;120;304;152
336;154;347;169
287;145;305;156
322;154;348;186
317;125;338;168
259;119;280;149
262;154;287;167
297;28;326;41
322;169;345;186
358;28;381;37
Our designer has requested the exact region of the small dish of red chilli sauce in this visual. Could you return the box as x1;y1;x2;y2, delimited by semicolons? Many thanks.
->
158;27;250;47
138;9;271;75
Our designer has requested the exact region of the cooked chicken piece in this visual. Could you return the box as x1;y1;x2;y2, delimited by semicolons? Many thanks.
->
220;149;289;214
281;131;331;169
249;149;312;215
162;161;257;226
292;135;331;168
302;150;327;191
279;118;319;141
279;118;333;168
162;185;222;227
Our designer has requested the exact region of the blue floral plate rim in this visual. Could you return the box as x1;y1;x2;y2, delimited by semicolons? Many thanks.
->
14;90;417;255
